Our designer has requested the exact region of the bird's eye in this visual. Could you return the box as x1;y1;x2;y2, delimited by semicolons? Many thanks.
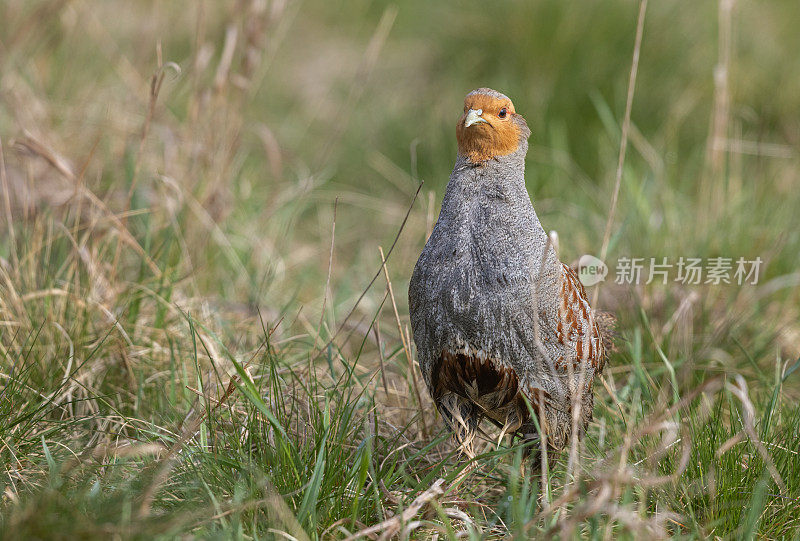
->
498;107;508;119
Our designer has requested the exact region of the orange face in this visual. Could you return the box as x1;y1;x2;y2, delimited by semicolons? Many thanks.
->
456;91;523;163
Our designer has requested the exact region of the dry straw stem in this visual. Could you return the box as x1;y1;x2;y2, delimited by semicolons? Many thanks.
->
708;0;734;175
316;198;338;350
702;0;735;224
345;478;445;541
372;318;390;395
593;0;647;308
214;25;238;93
379;245;428;437
726;375;787;493
0;137;19;275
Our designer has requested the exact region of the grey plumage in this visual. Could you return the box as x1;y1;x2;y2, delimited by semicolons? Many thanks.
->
408;88;608;458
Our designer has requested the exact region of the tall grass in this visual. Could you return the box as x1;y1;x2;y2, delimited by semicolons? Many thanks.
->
1;0;799;538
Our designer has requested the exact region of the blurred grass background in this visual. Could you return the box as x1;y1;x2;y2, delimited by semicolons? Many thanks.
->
1;0;799;538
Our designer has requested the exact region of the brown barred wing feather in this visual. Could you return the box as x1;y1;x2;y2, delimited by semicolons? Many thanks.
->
557;263;608;374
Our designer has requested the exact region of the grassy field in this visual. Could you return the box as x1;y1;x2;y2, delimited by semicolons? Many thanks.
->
1;0;800;538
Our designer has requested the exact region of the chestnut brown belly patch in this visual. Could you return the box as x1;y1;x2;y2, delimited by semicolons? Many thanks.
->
432;349;531;429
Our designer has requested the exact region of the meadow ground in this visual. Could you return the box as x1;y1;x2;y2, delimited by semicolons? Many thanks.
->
1;0;800;539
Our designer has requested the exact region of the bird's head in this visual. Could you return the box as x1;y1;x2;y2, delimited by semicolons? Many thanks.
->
456;88;530;164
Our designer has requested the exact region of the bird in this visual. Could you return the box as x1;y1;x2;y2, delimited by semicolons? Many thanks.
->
408;88;614;463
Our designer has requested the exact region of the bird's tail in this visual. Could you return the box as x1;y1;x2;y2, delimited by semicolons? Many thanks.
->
594;310;618;368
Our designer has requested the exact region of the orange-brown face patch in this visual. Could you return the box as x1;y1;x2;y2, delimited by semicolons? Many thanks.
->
456;93;522;163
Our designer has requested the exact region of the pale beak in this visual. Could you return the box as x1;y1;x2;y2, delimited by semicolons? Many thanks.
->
464;108;487;128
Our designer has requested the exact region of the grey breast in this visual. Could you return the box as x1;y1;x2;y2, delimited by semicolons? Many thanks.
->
409;152;564;399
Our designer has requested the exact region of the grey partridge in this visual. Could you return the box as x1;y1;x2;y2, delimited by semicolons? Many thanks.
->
408;88;613;460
